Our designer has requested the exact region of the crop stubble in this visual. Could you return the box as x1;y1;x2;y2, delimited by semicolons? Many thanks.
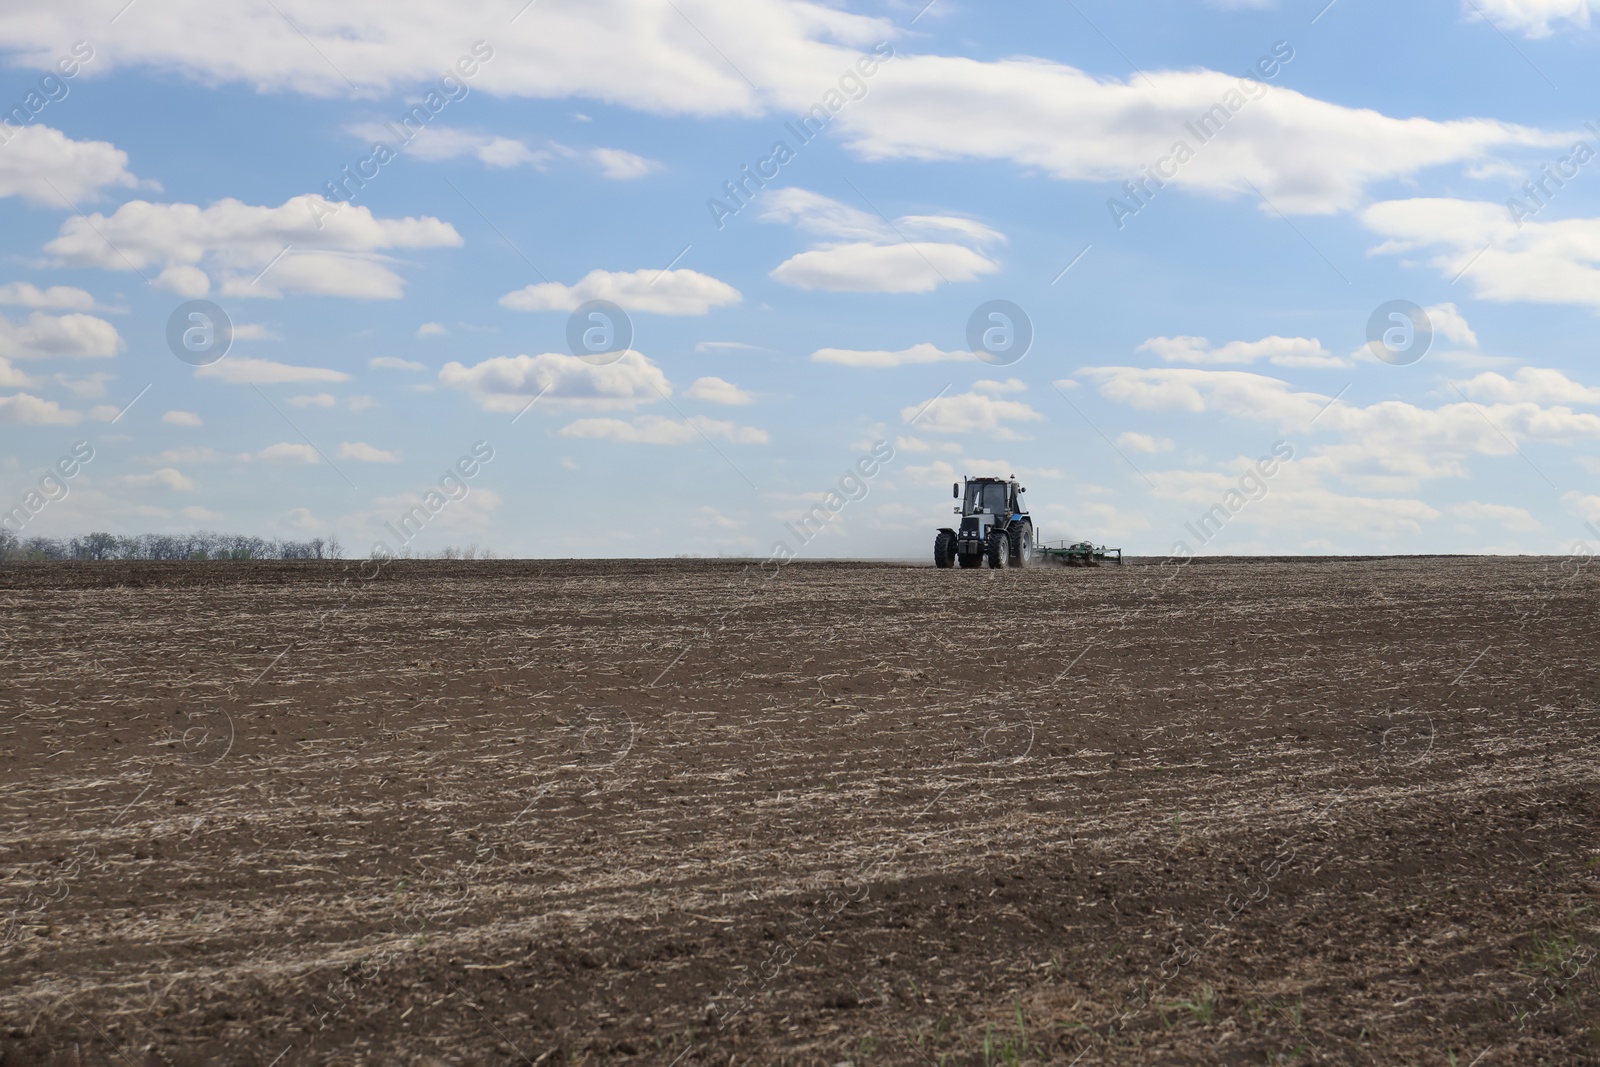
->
1;557;1597;1065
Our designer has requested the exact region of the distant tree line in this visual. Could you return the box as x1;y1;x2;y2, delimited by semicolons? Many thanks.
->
0;530;344;562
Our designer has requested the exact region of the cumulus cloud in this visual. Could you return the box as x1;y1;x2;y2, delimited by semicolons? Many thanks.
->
1083;364;1600;492
346;123;659;179
0;282;96;310
0;358;32;388
289;393;338;408
0;3;1572;219
684;376;753;404
899;386;1044;438
1363;198;1600;309
811;342;973;367
590;147;661;179
195;357;351;385
501;268;740;315
0;311;122;360
1458;367;1600;406
370;355;426;371
1117;431;1173;453
416;322;447;338
337;441;401;462
0;124;138;204
120;467;195;492
1138;334;1347;369
558;414;769;445
438;349;670;412
0;391;79;424
258;442;320;464
1450;501;1542;532
162;410;203;426
346;123;546;168
762;188;1001;293
1465;0;1592;37
44;195;461;300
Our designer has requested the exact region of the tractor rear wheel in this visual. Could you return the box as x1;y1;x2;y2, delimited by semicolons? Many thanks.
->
934;530;956;569
986;529;1010;569
1009;522;1033;567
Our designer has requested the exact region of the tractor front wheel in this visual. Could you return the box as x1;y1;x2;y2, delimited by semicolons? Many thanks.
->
958;551;983;568
934;530;956;569
986;529;1011;569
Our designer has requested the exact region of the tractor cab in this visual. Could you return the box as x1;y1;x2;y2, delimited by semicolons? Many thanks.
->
934;476;1033;569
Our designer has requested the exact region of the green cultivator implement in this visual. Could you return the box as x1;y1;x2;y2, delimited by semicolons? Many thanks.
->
1034;540;1123;567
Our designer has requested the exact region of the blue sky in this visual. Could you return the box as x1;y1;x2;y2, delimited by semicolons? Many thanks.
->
3;0;1600;559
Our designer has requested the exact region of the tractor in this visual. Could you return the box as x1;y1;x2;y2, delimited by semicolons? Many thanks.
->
934;476;1033;569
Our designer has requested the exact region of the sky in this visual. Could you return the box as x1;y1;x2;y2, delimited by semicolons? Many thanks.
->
2;0;1600;560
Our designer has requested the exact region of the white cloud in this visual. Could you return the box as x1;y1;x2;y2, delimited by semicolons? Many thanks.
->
1138;334;1347;369
347;123;547;168
811;342;972;367
1450;501;1542;532
439;349;670;412
1458;367;1600;406
289;393;338;408
44;195;461;300
370;355;426;371
233;323;281;342
162;410;204;426
348;395;380;412
1465;0;1592;37
120;467;195;492
500;268;740;315
258;442;320;464
0;124;137;204
0;5;1572;220
145;446;228;464
1084;364;1600;492
195;357;350;385
0;311;122;360
1564;489;1600;521
591;147;661;179
182;505;225;521
695;340;764;353
900;387;1044;438
0;392;79;424
558;414;769;445
893;435;961;454
1117;431;1173;453
845;58;1561;217
337;441;401;462
762;188;1002;293
0;359;33;388
684;376;753;404
693;506;743;530
0;282;96;310
1424;302;1479;347
1363;198;1600;309
417;322;447;338
346;123;658;180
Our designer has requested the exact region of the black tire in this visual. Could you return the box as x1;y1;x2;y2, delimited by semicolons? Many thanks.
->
934;530;956;569
1009;522;1033;568
986;529;1010;569
958;551;983;569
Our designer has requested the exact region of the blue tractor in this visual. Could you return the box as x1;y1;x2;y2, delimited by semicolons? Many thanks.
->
934;476;1032;569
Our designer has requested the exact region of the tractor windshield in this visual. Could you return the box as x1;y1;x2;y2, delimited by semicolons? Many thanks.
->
966;482;1010;513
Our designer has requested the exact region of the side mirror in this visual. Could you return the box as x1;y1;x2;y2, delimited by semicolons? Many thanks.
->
952;483;959;499
1020;487;1027;494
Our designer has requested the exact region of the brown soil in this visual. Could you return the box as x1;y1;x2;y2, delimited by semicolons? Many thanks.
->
1;557;1598;1066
